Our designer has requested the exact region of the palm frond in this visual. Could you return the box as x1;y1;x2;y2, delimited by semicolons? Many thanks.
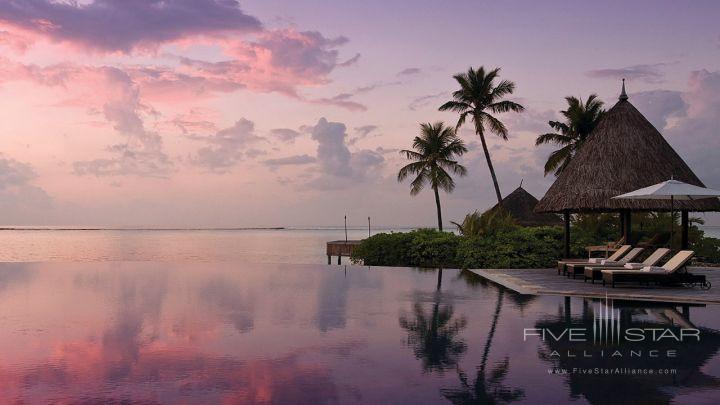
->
397;161;426;181
482;113;508;139
543;144;573;176
454;111;470;132
439;100;472;113
535;132;573;146
489;100;524;114
490;80;515;99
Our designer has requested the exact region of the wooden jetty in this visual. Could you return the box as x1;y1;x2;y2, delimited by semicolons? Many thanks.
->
327;240;362;265
470;267;720;304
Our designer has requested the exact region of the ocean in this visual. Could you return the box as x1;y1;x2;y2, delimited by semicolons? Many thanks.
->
0;225;717;264
0;227;410;264
704;226;720;238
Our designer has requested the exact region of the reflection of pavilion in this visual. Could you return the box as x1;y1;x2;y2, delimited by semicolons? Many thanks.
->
535;298;720;404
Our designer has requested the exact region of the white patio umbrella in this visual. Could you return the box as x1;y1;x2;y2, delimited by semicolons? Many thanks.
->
613;178;720;248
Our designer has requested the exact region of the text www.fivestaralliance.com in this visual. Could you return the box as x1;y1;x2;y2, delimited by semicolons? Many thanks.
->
548;368;677;375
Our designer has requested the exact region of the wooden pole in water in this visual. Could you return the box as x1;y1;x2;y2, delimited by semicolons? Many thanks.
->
368;216;371;238
344;215;348;243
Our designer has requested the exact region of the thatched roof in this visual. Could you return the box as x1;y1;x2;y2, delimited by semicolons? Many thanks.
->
536;92;720;213
490;186;562;226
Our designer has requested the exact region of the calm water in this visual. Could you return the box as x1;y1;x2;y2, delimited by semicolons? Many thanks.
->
0;262;719;404
0;228;401;264
0;226;716;265
704;226;720;239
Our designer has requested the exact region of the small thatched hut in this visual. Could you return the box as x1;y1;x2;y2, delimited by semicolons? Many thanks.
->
489;185;562;226
535;82;720;256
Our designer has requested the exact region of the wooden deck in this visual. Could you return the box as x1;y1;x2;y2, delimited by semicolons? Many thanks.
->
326;240;362;264
470;267;720;304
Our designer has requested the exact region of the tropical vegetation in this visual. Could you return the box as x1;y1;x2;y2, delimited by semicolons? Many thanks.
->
535;94;605;176
452;209;517;237
440;66;524;204
351;212;720;268
398;122;468;231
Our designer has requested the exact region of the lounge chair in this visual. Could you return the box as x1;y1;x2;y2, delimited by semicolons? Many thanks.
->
601;250;709;289
583;248;670;283
586;236;626;258
557;245;631;275
566;247;644;279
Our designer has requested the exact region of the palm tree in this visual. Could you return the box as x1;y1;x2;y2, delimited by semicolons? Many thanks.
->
535;94;605;176
440;67;524;205
398;122;468;231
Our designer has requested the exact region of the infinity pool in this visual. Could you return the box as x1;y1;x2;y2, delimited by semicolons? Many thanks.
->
0;262;719;404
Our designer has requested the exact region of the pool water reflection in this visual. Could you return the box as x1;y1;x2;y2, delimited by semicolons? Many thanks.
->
0;262;719;404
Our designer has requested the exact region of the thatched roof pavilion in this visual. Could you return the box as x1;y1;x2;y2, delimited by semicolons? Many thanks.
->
489;185;561;226
535;81;720;256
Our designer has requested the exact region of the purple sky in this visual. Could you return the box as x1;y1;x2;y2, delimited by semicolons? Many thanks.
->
0;0;718;227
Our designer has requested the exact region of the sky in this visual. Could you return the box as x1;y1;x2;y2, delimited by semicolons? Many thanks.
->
0;0;718;228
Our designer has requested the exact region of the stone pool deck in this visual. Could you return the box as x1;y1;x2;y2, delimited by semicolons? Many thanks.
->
470;267;720;304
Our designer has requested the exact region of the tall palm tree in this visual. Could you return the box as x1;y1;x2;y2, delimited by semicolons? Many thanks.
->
535;94;605;176
398;122;467;231
440;67;524;205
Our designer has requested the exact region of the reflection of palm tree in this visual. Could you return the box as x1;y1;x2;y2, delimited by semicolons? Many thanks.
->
441;288;525;404
399;270;468;373
442;358;524;404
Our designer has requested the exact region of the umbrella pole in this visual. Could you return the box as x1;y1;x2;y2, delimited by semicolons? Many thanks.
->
670;196;674;250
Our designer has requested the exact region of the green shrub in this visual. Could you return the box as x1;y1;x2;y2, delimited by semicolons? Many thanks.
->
350;220;720;268
352;226;563;269
350;231;415;266
407;229;461;267
351;229;460;267
457;226;563;268
695;237;720;264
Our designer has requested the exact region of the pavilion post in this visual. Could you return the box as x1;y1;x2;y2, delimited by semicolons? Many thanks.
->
619;212;625;239
622;210;632;245
681;210;689;249
563;210;570;258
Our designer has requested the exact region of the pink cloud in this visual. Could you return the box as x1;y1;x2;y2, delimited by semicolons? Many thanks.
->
0;57;172;176
0;0;262;53
159;29;354;98
0;28;33;51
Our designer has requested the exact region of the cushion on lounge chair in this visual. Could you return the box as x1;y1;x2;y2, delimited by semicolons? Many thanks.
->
589;258;602;264
608;245;632;261
641;266;666;273
642;248;671;266
661;250;695;274
624;263;644;269
618;247;644;264
602;260;620;265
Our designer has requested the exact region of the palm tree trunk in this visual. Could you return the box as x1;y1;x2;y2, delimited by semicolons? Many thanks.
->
478;131;503;204
434;186;443;231
480;288;504;374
